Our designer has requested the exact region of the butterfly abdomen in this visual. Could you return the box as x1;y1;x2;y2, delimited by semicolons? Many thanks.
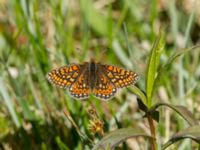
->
89;62;98;90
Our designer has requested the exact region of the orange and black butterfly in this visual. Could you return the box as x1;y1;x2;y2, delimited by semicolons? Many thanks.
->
46;61;139;100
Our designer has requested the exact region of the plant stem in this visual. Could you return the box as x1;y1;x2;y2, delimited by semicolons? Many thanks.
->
147;114;157;150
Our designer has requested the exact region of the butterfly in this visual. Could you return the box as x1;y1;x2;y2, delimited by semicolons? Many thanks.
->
46;61;139;100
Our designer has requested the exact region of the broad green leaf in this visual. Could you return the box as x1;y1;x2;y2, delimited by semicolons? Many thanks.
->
146;30;165;107
80;0;108;36
162;125;200;149
92;128;152;150
149;103;198;126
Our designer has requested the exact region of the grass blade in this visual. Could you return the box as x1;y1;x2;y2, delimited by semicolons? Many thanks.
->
112;39;133;69
162;125;200;149
148;103;198;126
146;30;165;107
80;0;108;36
0;77;21;128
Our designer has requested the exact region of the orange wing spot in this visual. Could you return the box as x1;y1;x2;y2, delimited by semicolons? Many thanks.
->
107;72;114;78
76;89;81;94
108;66;113;71
113;67;117;72
101;91;105;95
123;79;128;82
63;68;68;72
61;71;65;75
108;85;113;90
60;69;65;74
69;67;73;72
93;89;97;93
121;70;125;75
72;72;78;78
72;65;78;70
78;77;83;82
85;89;89;93
117;68;121;73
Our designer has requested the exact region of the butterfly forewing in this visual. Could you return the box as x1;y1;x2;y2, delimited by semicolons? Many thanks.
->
92;66;117;100
102;64;139;88
46;64;81;89
69;64;90;99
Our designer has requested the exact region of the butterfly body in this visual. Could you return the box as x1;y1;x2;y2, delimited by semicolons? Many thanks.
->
46;61;138;100
88;61;97;89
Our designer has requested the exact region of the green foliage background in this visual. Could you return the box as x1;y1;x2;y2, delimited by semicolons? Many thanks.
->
0;0;200;149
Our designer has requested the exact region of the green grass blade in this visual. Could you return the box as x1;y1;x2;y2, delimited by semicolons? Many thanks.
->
80;0;108;36
169;0;178;42
146;30;165;107
148;103;198;126
112;39;133;69
162;125;200;150
155;45;200;88
55;136;70;150
0;77;21;128
183;0;196;46
178;0;196;104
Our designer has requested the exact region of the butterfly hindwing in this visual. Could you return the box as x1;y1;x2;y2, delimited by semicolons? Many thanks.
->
92;66;117;100
69;66;90;100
